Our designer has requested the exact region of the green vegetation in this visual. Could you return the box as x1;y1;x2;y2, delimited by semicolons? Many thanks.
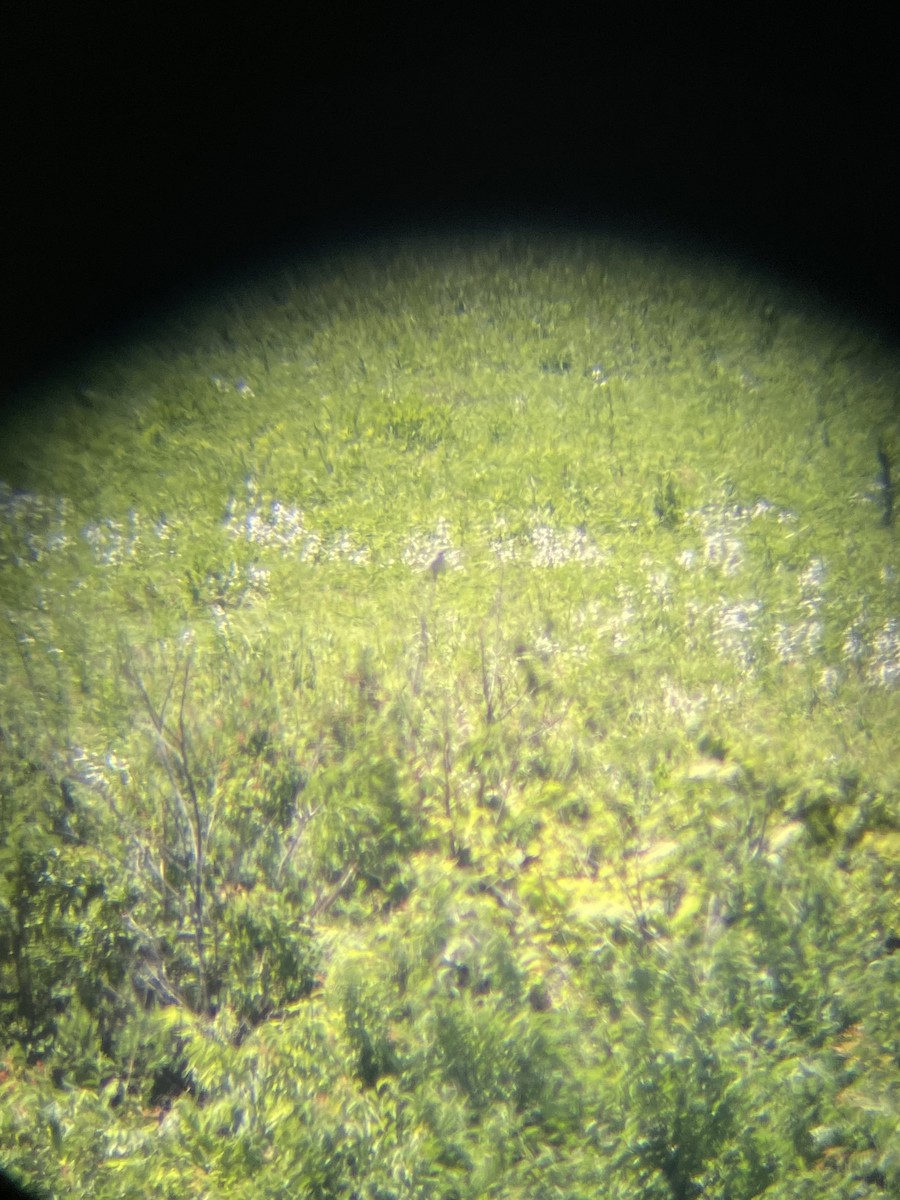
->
1;231;898;1198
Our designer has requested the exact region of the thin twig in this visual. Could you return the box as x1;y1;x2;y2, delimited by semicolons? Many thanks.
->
310;862;359;919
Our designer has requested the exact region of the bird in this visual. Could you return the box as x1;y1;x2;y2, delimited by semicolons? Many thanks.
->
427;550;447;579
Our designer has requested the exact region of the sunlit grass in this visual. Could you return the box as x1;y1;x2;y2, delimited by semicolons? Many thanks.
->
1;229;898;1197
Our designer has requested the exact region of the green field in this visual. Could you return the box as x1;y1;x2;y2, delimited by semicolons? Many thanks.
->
1;230;898;1198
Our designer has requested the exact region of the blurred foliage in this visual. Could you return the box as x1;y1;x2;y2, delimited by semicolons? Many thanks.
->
1;233;898;1198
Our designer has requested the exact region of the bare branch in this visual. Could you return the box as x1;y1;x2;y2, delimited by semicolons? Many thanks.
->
275;804;322;883
310;862;358;919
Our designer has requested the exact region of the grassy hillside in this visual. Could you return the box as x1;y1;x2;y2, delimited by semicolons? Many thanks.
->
1;231;898;1198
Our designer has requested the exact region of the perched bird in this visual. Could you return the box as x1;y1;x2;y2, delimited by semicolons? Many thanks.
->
427;549;447;579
